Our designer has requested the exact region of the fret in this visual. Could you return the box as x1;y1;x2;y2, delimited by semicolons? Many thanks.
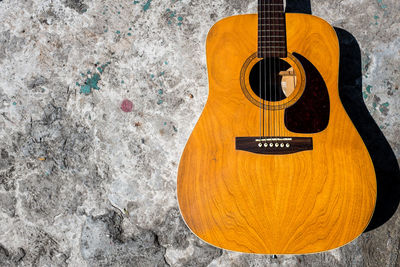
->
259;18;285;21
258;27;285;29
258;24;285;26
258;47;286;49
258;10;283;13
259;16;285;18
258;37;286;40
259;3;284;6
258;53;288;58
259;23;284;26
258;42;286;44
258;29;285;32
258;50;287;53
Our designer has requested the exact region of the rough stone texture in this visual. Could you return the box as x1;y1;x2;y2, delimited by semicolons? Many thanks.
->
0;0;399;266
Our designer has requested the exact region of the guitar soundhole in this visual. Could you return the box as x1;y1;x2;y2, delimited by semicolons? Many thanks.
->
249;58;296;102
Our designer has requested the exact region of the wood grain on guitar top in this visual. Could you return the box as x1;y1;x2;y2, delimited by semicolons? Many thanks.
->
177;13;376;254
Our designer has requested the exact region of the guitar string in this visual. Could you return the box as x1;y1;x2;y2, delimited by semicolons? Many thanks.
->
279;1;283;137
267;0;272;138
273;0;277;138
259;1;262;139
261;1;269;137
271;0;278;139
264;0;268;138
278;1;282;137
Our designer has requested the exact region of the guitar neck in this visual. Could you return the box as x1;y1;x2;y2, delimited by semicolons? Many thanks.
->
258;0;287;58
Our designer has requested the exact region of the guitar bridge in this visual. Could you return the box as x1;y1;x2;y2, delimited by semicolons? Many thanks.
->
235;137;313;155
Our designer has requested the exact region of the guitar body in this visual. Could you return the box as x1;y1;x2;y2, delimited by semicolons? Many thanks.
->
177;13;376;254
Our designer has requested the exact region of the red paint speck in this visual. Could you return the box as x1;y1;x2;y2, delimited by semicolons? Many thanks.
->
121;99;133;112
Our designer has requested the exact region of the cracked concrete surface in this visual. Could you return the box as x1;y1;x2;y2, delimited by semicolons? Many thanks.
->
0;0;399;266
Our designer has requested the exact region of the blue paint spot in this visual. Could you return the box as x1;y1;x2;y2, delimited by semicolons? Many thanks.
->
150;74;155;79
121;80;125;84
12;102;17;106
158;89;163;95
133;0;139;4
157;99;163;105
169;10;176;18
164;122;167;125
97;62;110;74
78;62;111;96
116;30;121;34
127;32;132;36
366;85;372;94
89;74;101;90
159;71;165;76
374;15;379;25
178;16;183;21
363;92;368;99
377;0;387;8
80;84;91;95
164;61;168;65
143;0;152;11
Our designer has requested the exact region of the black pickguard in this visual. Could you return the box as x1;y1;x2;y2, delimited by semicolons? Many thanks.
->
284;53;330;133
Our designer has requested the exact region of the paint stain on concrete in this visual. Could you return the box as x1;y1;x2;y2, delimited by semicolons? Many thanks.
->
374;15;379;25
380;102;389;116
363;85;373;99
377;0;387;9
78;62;111;95
166;9;184;26
121;99;134;112
80;74;100;95
143;0;152;11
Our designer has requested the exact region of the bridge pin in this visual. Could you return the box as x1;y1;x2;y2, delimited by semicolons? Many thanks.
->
270;143;274;147
258;143;263;147
286;143;290;148
280;143;284;148
275;143;279;147
264;143;268;147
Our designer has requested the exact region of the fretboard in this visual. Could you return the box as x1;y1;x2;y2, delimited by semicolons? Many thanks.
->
258;0;287;58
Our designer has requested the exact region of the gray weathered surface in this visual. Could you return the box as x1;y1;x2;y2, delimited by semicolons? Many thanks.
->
0;0;399;266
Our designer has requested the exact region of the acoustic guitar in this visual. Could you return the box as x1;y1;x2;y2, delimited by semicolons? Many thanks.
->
177;0;376;254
